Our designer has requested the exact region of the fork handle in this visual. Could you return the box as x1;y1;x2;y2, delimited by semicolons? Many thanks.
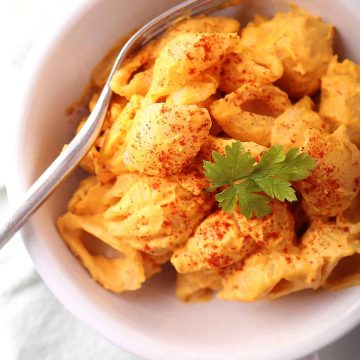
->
0;86;112;250
0;0;237;250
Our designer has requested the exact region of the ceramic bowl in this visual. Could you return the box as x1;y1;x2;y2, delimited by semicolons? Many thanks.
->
7;0;360;359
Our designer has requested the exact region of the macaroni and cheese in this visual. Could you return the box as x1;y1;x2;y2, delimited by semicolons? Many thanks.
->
57;8;360;303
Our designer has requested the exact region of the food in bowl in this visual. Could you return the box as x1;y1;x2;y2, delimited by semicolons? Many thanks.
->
57;6;360;303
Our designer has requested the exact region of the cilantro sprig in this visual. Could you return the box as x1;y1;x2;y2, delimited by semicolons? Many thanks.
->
203;142;316;219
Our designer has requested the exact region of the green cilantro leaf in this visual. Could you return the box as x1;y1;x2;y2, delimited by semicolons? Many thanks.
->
215;186;238;212
252;176;297;202
256;145;286;169
252;147;317;181
203;141;316;219
236;180;272;219
203;141;256;191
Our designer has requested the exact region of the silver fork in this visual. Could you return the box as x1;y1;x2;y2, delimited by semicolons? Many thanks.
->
0;0;238;249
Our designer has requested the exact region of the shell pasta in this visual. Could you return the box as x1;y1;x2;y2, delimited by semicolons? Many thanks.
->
57;8;360;303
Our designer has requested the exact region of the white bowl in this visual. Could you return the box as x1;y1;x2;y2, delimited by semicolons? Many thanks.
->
7;0;360;359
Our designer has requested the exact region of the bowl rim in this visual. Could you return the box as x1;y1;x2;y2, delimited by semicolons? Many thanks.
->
6;0;360;359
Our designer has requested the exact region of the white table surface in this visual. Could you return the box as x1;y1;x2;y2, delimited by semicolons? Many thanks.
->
0;1;359;359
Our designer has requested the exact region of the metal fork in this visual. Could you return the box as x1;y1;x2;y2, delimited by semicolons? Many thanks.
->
0;0;238;249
